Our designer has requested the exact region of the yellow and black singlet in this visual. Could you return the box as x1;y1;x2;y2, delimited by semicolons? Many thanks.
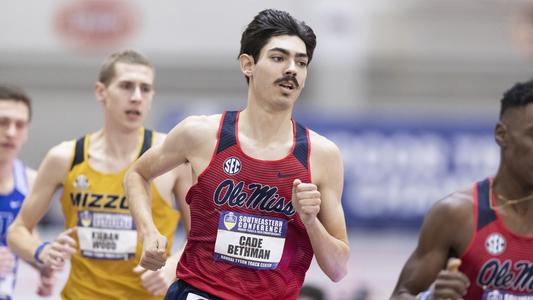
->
59;128;179;300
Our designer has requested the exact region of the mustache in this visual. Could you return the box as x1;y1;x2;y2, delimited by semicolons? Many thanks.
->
274;75;299;88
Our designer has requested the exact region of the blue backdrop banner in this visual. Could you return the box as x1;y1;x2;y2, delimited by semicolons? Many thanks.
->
160;110;499;229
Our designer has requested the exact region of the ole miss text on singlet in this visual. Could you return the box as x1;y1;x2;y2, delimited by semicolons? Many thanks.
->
176;111;315;300
460;178;533;299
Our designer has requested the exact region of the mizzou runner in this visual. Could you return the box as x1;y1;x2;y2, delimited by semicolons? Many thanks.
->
7;50;191;300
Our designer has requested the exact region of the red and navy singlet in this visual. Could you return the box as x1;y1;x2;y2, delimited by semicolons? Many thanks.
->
460;178;533;299
176;111;314;299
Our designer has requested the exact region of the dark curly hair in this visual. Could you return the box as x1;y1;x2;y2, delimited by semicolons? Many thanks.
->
500;79;533;118
239;9;316;82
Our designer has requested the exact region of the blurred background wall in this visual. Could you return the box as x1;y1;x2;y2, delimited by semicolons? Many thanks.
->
2;0;533;299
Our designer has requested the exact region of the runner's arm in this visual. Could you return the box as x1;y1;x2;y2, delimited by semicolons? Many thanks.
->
7;142;72;264
305;136;349;282
390;196;471;299
125;119;195;240
173;162;191;234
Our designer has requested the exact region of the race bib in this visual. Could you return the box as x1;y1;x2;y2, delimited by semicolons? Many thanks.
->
77;211;137;260
214;211;288;270
484;289;533;300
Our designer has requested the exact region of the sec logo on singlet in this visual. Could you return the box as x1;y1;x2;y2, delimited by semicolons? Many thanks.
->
223;157;241;175
485;233;506;256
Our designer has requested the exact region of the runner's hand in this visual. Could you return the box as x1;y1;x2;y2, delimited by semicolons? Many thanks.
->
139;231;167;271
133;264;174;295
291;179;321;225
39;227;77;270
429;258;469;300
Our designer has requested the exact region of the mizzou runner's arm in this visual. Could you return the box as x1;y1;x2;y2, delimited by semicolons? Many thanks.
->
8;142;77;267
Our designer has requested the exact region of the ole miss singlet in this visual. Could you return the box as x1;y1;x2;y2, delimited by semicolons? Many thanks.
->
60;129;179;300
0;160;27;299
460;178;533;299
176;111;314;299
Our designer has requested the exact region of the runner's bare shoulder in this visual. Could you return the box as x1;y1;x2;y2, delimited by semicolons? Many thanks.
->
427;187;474;232
153;131;167;145
44;140;78;173
168;114;222;149
308;129;341;158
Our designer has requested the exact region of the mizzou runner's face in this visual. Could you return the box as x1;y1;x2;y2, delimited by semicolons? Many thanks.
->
0;100;29;163
97;62;155;131
249;35;309;111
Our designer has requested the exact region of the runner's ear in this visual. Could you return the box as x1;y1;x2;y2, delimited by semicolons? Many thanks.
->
495;121;506;147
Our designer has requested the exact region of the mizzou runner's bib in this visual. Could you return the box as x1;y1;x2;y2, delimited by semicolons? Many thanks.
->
77;211;137;260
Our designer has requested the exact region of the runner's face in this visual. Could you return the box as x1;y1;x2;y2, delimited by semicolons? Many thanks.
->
97;63;154;131
500;102;533;186
249;35;308;111
0;100;29;163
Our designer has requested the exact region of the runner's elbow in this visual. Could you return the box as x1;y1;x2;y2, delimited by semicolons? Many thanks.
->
327;266;348;282
7;221;22;247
